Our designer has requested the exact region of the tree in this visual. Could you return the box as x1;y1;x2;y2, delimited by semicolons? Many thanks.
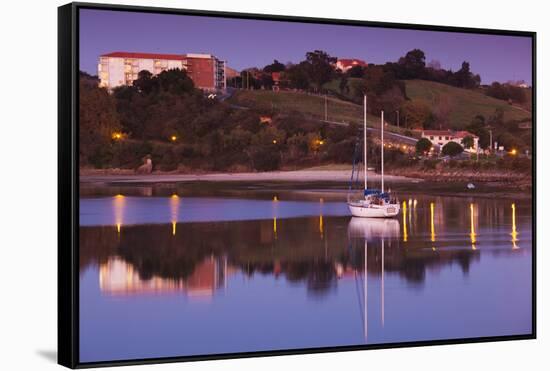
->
263;60;285;73
452;61;480;89
466;115;490;149
461;135;475;149
133;70;156;94
487;82;527;103
79;75;121;167
156;69;195;95
488;108;504;126
304;50;337;91
497;132;524;151
416;138;432;154
441;141;464;157
397;49;426;79
347;65;365;78
286;62;310;90
401;101;432;129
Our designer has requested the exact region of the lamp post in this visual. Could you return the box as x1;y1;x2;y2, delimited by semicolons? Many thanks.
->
396;110;400;128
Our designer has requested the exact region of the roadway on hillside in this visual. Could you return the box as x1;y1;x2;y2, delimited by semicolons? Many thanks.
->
219;89;419;145
320;119;418;145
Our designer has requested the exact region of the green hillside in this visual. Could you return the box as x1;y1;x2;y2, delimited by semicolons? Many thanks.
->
227;89;399;131
404;80;531;128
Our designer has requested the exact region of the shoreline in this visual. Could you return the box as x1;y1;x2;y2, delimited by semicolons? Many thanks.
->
79;168;532;200
79;169;420;184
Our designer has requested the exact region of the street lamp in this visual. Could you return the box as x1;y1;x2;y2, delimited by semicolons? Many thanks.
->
112;132;123;141
396;110;400;128
170;135;178;142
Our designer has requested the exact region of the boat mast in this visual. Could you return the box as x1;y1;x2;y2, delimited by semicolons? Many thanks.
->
364;94;367;191
381;110;384;193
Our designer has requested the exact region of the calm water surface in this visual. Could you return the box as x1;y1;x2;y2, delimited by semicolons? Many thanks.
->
79;184;532;363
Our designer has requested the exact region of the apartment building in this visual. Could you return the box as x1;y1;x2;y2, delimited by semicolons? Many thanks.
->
98;51;226;91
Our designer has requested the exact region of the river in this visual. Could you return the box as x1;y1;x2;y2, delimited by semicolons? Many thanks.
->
78;183;533;362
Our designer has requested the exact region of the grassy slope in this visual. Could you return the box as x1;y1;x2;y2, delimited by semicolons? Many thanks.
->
404;80;531;128
227;89;400;131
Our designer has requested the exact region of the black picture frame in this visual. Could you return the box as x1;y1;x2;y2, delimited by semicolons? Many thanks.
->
58;2;537;368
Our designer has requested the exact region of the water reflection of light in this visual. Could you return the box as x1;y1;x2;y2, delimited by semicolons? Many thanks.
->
511;203;519;249
113;194;126;234
319;198;324;239
402;201;408;242
430;202;436;243
470;203;477;250
170;194;180;236
272;196;278;240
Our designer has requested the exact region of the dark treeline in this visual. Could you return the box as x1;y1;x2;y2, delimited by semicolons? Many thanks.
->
80;69;397;171
485;81;528;104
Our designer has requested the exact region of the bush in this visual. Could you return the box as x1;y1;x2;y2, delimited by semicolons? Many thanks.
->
416;138;432;154
441;141;464;157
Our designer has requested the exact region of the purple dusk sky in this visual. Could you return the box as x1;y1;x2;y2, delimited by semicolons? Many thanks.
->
79;9;532;84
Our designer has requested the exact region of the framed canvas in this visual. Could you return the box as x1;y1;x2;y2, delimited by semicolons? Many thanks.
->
58;2;536;368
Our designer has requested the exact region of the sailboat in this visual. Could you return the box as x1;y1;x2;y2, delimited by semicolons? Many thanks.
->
347;94;400;218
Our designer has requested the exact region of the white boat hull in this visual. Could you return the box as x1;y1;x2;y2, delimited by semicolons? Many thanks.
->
347;202;400;218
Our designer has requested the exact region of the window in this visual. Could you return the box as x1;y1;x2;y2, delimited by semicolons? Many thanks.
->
430;136;434;140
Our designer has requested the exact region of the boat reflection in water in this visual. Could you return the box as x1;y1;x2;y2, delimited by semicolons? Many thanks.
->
79;191;532;362
347;217;400;240
346;217;399;341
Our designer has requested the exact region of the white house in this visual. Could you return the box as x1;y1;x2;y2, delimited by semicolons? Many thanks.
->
421;130;479;153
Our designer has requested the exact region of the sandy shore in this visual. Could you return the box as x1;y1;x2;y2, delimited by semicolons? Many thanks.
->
80;169;421;184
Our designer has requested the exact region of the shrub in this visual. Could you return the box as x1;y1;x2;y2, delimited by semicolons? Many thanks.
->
416;138;432;154
441;141;464;157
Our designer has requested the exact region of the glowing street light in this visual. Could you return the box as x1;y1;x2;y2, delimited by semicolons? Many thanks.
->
112;132;123;141
510;149;517;156
170;135;178;142
272;139;277;144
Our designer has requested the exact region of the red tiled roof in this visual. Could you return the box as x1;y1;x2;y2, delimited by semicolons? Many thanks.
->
101;51;187;60
422;130;453;136
422;130;478;139
337;58;368;68
453;131;478;138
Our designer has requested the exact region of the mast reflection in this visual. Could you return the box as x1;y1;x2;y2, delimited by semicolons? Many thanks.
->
347;217;400;341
